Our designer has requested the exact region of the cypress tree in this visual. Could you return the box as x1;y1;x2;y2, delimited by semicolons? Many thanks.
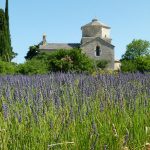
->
3;0;17;61
5;0;9;26
0;0;16;62
0;9;10;61
5;0;11;45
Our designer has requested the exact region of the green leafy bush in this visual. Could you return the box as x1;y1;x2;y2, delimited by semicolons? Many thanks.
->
135;55;150;72
17;59;48;75
121;39;150;73
35;48;94;72
96;60;108;69
0;60;16;74
121;55;150;72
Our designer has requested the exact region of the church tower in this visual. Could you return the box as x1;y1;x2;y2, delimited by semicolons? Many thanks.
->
80;18;114;69
81;18;112;44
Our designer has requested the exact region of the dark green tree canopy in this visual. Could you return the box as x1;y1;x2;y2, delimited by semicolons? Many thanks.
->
5;0;9;27
122;39;150;60
0;9;6;31
5;0;11;45
0;1;16;62
25;45;40;60
0;9;10;61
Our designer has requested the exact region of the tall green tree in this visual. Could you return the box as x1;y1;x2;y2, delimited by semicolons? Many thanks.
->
5;0;17;60
0;9;10;61
5;0;11;45
121;39;150;72
0;1;16;62
122;39;150;60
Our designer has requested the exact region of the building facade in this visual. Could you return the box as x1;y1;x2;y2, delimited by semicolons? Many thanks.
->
39;18;115;69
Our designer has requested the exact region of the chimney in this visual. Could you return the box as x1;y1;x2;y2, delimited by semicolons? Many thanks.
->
43;33;47;46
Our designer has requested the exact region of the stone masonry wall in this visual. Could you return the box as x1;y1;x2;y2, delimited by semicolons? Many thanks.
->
81;39;114;69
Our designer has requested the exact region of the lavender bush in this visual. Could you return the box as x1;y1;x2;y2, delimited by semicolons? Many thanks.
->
0;72;150;149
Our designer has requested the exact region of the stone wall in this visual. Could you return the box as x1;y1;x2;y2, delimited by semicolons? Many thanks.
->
114;60;121;70
101;27;110;39
81;39;114;69
82;26;102;37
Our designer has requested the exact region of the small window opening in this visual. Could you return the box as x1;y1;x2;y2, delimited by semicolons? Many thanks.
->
96;46;101;56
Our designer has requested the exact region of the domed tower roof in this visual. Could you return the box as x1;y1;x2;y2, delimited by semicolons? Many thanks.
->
81;18;110;30
81;18;112;44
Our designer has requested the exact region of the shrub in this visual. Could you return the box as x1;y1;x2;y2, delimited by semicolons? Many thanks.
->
96;60;108;69
17;59;48;75
47;49;94;72
135;56;150;72
121;55;150;73
121;60;137;72
0;60;16;74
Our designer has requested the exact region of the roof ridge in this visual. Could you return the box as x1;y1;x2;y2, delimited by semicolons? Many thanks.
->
81;19;110;29
81;37;114;48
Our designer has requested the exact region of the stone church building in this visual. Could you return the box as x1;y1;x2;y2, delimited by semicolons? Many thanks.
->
39;18;115;69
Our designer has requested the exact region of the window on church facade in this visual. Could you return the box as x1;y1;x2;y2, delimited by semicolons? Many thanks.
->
96;46;101;56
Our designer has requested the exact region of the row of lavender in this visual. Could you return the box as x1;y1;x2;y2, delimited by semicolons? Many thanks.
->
1;72;149;114
0;72;150;149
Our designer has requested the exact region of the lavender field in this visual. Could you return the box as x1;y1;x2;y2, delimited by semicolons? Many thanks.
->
0;72;150;150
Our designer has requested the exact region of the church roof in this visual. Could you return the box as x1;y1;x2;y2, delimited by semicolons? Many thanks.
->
39;43;80;51
81;18;110;29
81;37;114;49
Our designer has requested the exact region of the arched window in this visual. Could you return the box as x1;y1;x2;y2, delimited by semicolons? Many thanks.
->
96;46;101;56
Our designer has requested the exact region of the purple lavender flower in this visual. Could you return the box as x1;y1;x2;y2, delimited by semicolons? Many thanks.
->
2;103;8;119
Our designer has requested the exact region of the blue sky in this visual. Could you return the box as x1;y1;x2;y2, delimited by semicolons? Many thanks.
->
1;0;150;63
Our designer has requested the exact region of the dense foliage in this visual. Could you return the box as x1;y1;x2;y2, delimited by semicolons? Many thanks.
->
5;0;10;46
121;55;150;72
25;45;40;60
0;3;16;62
121;39;150;72
47;49;94;72
96;60;108;69
17;59;48;75
122;39;150;60
0;60;16;74
24;48;110;73
0;9;11;61
0;73;150;149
